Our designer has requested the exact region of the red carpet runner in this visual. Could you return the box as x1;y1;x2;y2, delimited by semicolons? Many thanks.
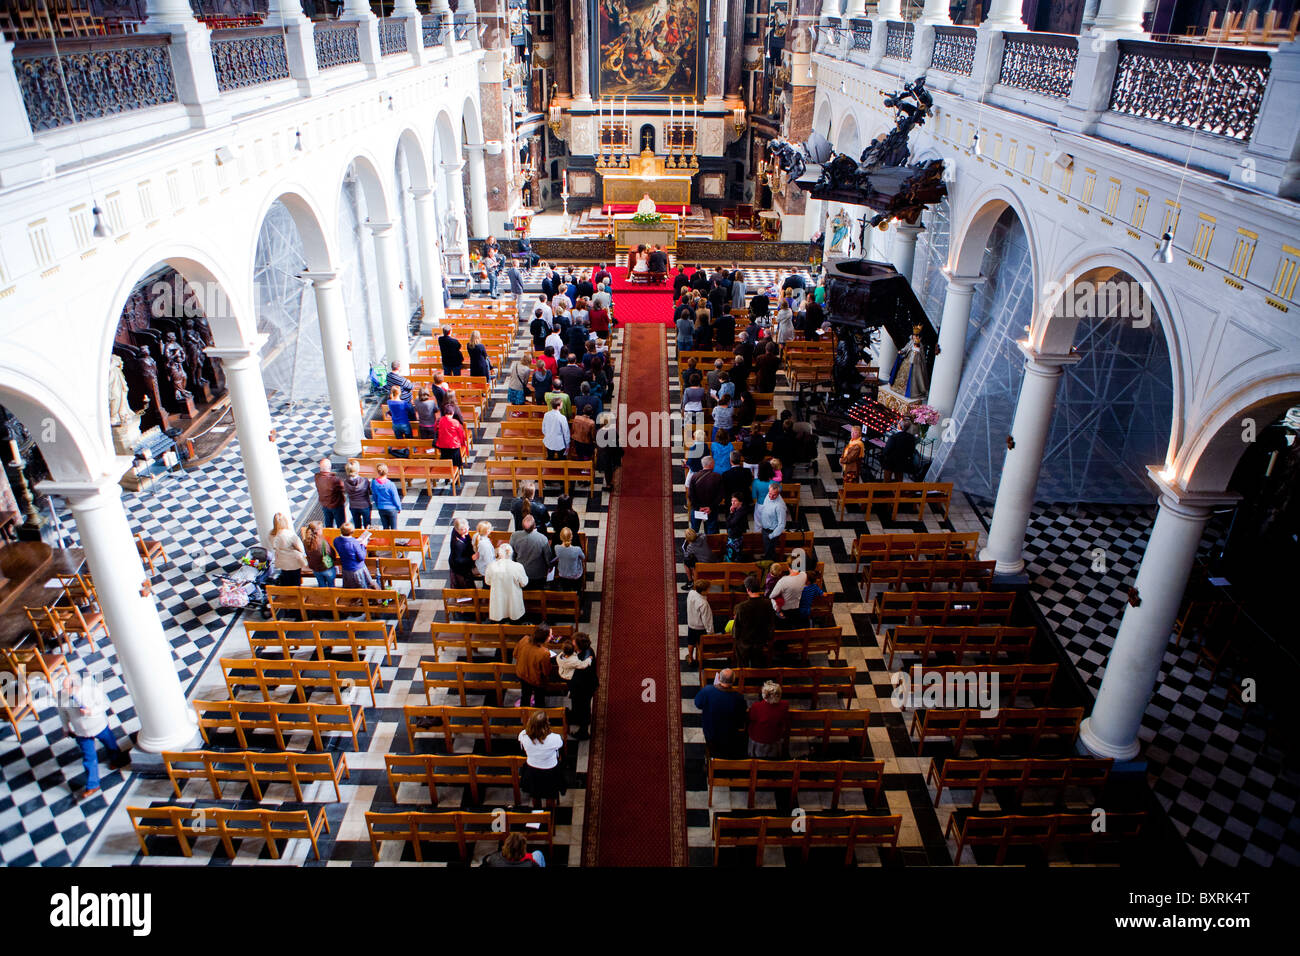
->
582;323;686;866
608;267;676;324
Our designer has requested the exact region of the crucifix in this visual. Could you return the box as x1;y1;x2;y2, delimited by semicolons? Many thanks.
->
855;211;873;257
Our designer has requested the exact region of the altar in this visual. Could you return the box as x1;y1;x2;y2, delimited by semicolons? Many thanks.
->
611;214;680;252
600;149;694;213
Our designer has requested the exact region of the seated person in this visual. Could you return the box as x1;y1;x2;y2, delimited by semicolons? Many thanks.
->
647;244;669;273
636;193;657;215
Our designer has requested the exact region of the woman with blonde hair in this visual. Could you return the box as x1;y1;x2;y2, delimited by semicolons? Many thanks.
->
467;329;493;380
471;520;496;580
343;458;371;529
517;709;566;807
301;520;338;589
553;527;586;592
270;512;309;588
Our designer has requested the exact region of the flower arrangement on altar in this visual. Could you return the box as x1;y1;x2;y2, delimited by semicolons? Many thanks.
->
906;404;940;436
630;211;663;225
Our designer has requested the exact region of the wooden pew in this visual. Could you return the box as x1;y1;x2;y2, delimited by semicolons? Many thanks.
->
220;656;383;707
364;810;553;862
442;588;581;624
883;625;1037;667
355;457;461;495
492;436;548;459
402;704;568;753
192;699;367;751
244;620;399;665
704;588;834;623
713;813;902;866
853;531;980;571
864;559;996;593
420;660;568;705
946;811;1145;865
265;585;408;623
322;527;430;569
836;481;954;521
698;627;843;666
497;418;544;439
484;458;595;496
384;753;527;805
708;758;885;809
909;707;1084;754
893;663;1059;704
129;804;330;860
504;403;547;419
700;530;815;563
487;529;591;560
162;750;349;802
358;437;441;459
787;709;872;757
693;561;825;593
928;757;1113;809
876;591;1015;628
700;666;858;707
431;621;573;660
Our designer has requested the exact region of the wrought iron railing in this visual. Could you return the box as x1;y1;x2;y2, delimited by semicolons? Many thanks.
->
13;35;176;132
851;18;872;51
930;25;976;76
209;28;290;93
998;32;1078;99
825;17;841;51
453;13;472;42
314;21;361;71
379;17;408;57
883;20;914;61
1107;40;1270;141
422;13;446;48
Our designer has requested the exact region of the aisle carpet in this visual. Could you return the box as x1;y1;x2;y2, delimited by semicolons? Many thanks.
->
609;266;676;325
582;323;686;866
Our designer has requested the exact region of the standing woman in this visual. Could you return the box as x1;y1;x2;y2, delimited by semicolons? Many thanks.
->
435;405;467;468
270;512;309;587
472;520;496;582
414;387;441;439
553;527;586;592
506;357;531;406
301;520;338;589
531;358;554;405
518;710;566;808
448;517;476;588
387;385;414;439
467;329;493;380
369;461;402;530
343;459;372;529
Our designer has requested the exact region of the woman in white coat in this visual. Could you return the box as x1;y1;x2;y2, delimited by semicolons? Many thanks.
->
484;542;529;622
270;512;310;588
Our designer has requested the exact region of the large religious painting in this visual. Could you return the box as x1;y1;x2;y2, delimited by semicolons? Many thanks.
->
595;0;703;98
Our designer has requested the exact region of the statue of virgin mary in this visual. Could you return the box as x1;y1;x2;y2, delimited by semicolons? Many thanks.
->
887;325;929;400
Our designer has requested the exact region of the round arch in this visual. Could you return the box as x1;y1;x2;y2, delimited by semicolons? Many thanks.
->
460;94;483;146
813;96;833;139
433;109;460;161
1177;378;1300;492
0;369;102;481
947;185;1041;311
836;112;861;159
395;127;433;190
1033;248;1190;464
247;183;339;274
341;150;393;224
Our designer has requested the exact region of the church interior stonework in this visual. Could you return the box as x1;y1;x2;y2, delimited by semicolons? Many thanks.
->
0;0;1296;930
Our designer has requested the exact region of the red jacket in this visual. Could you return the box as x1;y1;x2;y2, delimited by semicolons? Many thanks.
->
435;414;466;450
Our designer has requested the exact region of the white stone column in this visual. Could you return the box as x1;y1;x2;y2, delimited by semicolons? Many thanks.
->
411;186;448;328
206;339;293;544
0;38;53;188
982;0;1027;30
841;0;866;16
1090;0;1148;36
340;0;383;79
141;0;230;128
928;274;983;420
366;221;411;373
38;475;199;753
302;271;363;460
1079;477;1237;759
465;147;492;238
981;344;1081;573
441;160;470;273
919;0;952;26
875;0;902;18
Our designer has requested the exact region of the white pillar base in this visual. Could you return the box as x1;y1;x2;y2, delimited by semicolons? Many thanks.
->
1078;717;1142;760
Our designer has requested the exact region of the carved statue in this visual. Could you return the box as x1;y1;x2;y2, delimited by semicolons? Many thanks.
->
190;314;226;395
767;76;946;229
108;355;137;427
162;332;192;405
130;349;169;432
182;320;210;393
445;208;465;248
888;325;930;401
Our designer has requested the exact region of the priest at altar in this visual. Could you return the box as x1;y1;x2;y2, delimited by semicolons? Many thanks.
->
636;193;657;215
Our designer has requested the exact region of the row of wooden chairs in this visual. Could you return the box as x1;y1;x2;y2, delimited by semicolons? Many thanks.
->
836;480;954;522
243;619;399;665
713;813;902;866
193;699;367;751
129;804;329;860
946;810;1145;865
365;810;552;862
402;704;566;753
442;587;581;624
708;758;886;809
163;750;348;802
220;656;382;708
264;584;408;622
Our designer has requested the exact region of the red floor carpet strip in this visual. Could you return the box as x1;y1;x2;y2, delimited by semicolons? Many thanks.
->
582;324;686;866
608;267;676;325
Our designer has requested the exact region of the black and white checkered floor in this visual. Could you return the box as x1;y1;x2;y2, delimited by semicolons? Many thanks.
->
3;289;1296;867
0;310;621;866
965;498;1300;866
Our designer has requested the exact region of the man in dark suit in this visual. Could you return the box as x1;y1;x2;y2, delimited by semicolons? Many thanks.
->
708;280;730;318
576;272;595;300
687;455;724;533
732;575;776;668
438;326;464;375
672;266;691;298
690;264;711;293
693;668;747;759
648;244;669;274
781;271;807;295
541;267;556;298
713;307;736;349
749;292;770;319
